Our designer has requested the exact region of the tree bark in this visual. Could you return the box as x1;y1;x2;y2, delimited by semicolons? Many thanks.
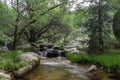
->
13;0;19;50
98;0;104;51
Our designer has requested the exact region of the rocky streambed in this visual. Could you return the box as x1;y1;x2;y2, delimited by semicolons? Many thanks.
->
17;58;114;80
0;52;116;80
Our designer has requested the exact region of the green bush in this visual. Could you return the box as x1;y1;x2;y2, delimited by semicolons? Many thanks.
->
0;50;25;72
2;59;25;72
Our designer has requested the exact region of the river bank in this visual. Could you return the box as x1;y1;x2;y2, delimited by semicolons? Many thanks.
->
0;51;40;80
66;50;120;80
16;58;113;80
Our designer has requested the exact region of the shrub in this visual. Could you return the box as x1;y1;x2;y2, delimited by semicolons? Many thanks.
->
0;50;25;72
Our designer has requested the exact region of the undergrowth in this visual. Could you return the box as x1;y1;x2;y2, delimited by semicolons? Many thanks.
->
66;50;120;72
0;50;25;72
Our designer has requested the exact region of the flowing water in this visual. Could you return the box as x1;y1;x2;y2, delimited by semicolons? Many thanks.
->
17;58;113;80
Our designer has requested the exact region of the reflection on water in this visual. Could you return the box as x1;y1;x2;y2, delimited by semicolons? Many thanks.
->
16;58;113;80
19;58;89;80
23;65;86;80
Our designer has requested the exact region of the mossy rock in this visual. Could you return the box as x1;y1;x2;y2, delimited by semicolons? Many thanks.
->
13;52;40;77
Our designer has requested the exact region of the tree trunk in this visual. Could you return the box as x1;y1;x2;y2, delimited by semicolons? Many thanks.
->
13;0;19;50
98;0;104;51
13;18;19;50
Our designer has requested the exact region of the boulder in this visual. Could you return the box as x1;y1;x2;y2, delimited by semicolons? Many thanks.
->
13;52;40;77
0;72;13;80
64;47;79;54
64;37;89;54
87;65;97;73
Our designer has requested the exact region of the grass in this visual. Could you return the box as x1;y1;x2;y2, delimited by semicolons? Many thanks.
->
0;50;25;72
22;48;31;52
0;77;6;80
66;52;90;63
66;50;120;72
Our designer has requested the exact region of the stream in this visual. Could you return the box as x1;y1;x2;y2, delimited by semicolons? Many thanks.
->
16;58;115;80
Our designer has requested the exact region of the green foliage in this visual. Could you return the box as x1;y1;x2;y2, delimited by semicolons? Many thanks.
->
22;48;31;52
0;59;24;72
66;50;120;72
93;50;120;72
2;50;21;61
87;1;111;53
9;0;74;46
0;38;5;45
0;0;120;52
66;52;91;63
0;77;6;80
0;1;16;34
73;0;120;53
111;0;120;10
0;50;25;72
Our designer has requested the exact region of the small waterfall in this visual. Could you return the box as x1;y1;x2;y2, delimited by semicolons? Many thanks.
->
58;50;62;59
38;46;64;58
39;51;48;59
2;41;9;51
